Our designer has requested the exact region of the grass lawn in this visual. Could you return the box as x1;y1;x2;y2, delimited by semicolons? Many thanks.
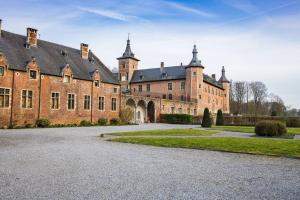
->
211;126;300;135
110;137;300;158
109;128;218;136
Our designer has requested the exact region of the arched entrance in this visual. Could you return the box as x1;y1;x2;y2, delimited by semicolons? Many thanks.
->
136;100;146;124
126;98;136;123
147;101;155;123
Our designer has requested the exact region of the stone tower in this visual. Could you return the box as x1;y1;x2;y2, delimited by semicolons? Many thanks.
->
117;36;139;93
185;45;204;107
218;66;230;113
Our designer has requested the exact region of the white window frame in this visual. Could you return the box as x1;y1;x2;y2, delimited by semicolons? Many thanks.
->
111;97;117;111
67;93;76;111
29;70;38;80
84;95;91;110
51;92;60;110
0;66;4;76
21;89;33;109
0;87;11;109
98;96;105;111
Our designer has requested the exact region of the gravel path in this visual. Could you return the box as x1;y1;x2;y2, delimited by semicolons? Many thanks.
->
0;124;299;200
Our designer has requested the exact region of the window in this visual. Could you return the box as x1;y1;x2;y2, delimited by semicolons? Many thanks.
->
29;70;37;79
193;71;196;76
146;84;150;92
168;83;172;90
162;94;166;99
67;94;75;110
84;95;91;110
171;107;175;114
138;85;142;92
113;88;118;93
111;98;117;111
63;75;71;83
199;84;201;88
178;108;182;114
162;105;165;110
22;90;33;108
168;94;172;100
181;95;185;101
51;92;60;109
126;72;128;80
199;95;202;99
133;88;136;92
0;88;10;108
194;109;197;116
121;76;126;81
94;80;100;87
180;81;185;90
0;66;4;76
99;96;105;111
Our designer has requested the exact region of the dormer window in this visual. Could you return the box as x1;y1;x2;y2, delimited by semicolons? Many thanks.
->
139;75;144;80
29;70;37;79
63;75;71;83
95;80;100;87
162;72;167;78
0;66;4;76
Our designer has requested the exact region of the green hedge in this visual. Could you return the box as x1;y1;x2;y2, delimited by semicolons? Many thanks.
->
160;114;193;124
286;117;300;127
255;120;287;137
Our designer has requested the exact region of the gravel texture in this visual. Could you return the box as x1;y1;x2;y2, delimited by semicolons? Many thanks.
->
0;124;299;200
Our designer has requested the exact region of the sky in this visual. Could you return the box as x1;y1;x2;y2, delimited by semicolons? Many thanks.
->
1;0;300;108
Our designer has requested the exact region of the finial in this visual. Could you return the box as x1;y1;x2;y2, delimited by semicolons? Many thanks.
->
128;33;130;40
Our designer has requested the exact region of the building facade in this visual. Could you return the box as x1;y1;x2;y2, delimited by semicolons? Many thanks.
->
0;21;229;127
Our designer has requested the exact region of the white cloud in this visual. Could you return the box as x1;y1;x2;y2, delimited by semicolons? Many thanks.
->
164;1;217;18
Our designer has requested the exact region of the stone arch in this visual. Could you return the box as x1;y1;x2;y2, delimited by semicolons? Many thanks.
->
136;100;147;124
147;101;155;123
125;98;136;123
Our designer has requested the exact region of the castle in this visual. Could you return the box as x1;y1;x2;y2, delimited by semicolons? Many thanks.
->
0;20;230;127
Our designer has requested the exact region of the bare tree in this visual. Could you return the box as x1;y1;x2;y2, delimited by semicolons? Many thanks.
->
269;93;286;116
249;81;267;115
233;81;246;114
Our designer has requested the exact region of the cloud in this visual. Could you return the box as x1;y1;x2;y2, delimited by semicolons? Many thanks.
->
78;7;138;22
164;1;217;18
221;0;257;13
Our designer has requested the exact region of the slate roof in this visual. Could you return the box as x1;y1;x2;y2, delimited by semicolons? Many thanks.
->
130;65;224;89
0;30;119;84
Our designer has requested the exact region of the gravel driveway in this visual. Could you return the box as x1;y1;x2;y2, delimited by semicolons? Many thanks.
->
0;124;299;200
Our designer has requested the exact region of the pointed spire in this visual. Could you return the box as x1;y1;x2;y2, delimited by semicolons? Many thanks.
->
218;66;230;83
187;44;204;68
117;34;139;61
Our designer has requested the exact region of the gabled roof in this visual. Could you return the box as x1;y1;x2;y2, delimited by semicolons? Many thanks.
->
130;65;224;89
0;30;119;84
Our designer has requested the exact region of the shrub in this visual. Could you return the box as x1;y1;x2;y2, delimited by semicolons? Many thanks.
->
160;114;193;124
25;124;33;128
255;120;287;137
36;118;50;128
286;118;300;127
120;108;134;124
216;109;224;126
80;120;92;127
98;118;108;126
202;108;212;128
110;118;120;125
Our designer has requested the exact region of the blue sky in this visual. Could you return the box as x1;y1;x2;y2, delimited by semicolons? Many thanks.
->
1;0;300;108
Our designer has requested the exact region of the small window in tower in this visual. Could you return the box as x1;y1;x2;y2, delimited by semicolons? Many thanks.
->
168;83;172;90
63;75;71;83
138;85;142;92
0;66;4;76
121;76;126;81
29;70;37;79
193;72;197;76
94;80;100;87
113;88;118;93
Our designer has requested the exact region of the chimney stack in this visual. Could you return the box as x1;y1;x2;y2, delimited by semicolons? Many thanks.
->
26;27;38;47
80;43;89;59
0;19;2;38
161;62;164;68
212;74;216;80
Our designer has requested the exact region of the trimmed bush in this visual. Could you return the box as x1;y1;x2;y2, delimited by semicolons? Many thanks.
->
202;108;212;128
216;109;224;126
286;118;300;127
80;120;92;127
36;118;50;128
110;118;120;125
255;120;287;137
98;118;108;126
160;114;193;124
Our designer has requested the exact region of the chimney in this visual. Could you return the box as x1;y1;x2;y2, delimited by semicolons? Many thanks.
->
212;74;216;80
80;43;89;59
160;62;164;68
0;19;2;38
26;27;38;47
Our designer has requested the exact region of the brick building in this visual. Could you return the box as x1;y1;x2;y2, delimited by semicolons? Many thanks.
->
0;20;230;127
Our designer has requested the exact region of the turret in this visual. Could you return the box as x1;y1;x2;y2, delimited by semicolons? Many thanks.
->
185;45;204;104
117;35;139;93
218;66;230;113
